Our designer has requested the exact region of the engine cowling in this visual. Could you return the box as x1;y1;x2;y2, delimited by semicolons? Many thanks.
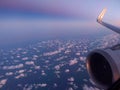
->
86;44;120;89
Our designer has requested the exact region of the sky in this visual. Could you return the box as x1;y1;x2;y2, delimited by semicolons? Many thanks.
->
0;0;120;47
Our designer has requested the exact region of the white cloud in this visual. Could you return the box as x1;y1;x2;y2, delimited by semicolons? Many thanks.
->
22;57;29;61
68;77;74;82
17;48;22;51
23;84;33;90
32;55;39;61
33;55;39;58
54;65;60;70
69;58;78;66
18;70;25;73
15;73;25;79
83;79;88;82
64;50;71;54
83;84;100;90
45;60;49;63
80;56;86;61
0;79;7;88
16;55;21;58
5;72;13;76
67;44;73;48
28;70;32;73
56;56;64;61
25;61;34;65
34;66;40;70
53;83;58;87
68;87;74;90
43;50;61;56
40;83;47;87
41;70;46;76
76;52;80;56
65;69;70;73
22;51;27;54
77;67;81;72
33;83;47;88
3;64;24;70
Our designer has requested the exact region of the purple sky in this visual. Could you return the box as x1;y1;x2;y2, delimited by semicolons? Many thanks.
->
0;0;120;46
0;0;119;29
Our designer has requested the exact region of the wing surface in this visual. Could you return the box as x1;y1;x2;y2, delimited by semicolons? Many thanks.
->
97;8;120;34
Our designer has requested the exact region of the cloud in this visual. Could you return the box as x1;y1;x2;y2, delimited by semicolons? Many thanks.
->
68;87;74;90
54;65;60;70
41;70;46;76
56;56;65;61
18;70;25;73
22;57;29;61
34;66;40;70
65;69;70;73
43;50;61;56
15;73;25;79
69;58;78;66
3;64;24;70
64;50;71;54
40;83;47;87
80;56;86;62
32;55;39;60
25;61;34;65
68;77;74;82
53;83;58;88
21;51;27;54
0;79;7;88
5;72;13;76
83;84;100;90
23;84;33;90
76;52;80;56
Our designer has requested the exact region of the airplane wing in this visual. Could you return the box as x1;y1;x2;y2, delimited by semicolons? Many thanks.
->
97;8;120;34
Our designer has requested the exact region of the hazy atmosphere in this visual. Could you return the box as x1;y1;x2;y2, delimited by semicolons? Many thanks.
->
0;0;120;47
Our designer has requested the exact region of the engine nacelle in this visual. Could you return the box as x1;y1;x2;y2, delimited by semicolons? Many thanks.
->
86;44;120;89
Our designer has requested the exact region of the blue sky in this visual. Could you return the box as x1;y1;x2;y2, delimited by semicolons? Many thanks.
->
0;0;120;46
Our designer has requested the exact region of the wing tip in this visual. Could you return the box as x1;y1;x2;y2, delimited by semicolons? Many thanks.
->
97;8;107;23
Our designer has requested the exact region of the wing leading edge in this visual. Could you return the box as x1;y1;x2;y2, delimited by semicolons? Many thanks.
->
97;8;120;34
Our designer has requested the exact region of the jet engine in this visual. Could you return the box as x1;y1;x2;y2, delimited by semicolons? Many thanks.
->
86;44;120;89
